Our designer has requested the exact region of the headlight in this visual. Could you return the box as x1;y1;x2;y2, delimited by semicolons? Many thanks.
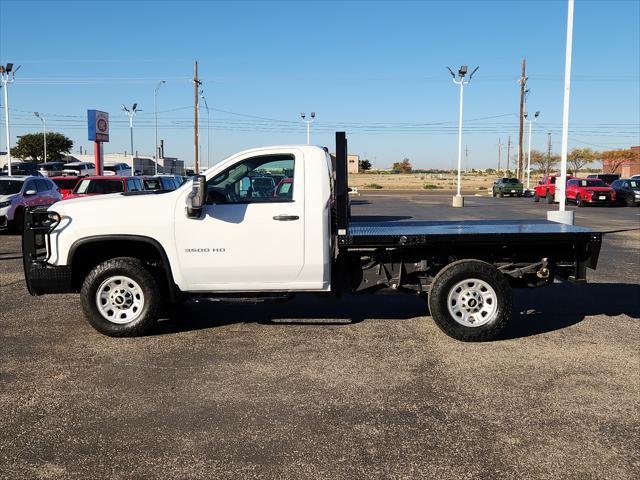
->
0;200;11;208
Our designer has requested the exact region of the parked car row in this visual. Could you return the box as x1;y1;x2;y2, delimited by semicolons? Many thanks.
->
530;173;639;207
0;174;187;232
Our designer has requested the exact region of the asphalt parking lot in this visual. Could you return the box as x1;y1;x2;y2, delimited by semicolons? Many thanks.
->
1;194;639;479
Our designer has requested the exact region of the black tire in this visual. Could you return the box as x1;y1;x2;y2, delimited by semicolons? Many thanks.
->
577;195;585;207
80;257;164;337
498;191;504;198
546;191;554;204
428;259;513;342
12;208;24;234
626;196;635;207
533;193;540;203
492;189;497;198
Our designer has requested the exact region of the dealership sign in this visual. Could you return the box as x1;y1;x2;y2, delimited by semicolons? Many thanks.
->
88;110;109;142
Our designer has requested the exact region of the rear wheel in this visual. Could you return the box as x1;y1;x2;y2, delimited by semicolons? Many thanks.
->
428;260;513;342
546;191;554;204
533;193;540;202
80;257;164;337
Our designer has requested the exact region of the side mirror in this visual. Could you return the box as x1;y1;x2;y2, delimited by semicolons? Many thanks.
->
24;189;37;196
186;175;206;219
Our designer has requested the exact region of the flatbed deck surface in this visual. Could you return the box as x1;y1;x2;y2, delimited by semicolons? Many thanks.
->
341;219;598;247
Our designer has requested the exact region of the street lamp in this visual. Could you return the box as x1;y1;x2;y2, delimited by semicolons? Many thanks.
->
200;92;211;170
122;103;141;175
447;64;479;207
154;81;165;175
525;110;540;192
34;112;47;163
300;112;316;144
1;63;20;176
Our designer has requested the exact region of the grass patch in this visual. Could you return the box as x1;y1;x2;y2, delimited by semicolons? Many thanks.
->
423;184;442;189
364;183;383;189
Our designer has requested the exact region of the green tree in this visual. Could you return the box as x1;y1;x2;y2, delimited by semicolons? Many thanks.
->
567;148;596;176
392;158;412;173
359;159;372;171
11;132;73;162
530;149;559;177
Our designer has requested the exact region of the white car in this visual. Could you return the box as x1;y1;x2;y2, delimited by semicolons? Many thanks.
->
0;176;62;232
631;174;640;180
62;162;96;176
103;163;132;176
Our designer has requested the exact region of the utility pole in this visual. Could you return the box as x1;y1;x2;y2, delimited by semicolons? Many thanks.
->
464;144;469;172
497;137;502;172
193;61;202;174
517;58;527;182
506;136;511;174
546;132;552;177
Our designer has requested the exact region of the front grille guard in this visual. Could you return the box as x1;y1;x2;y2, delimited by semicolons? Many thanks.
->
22;206;60;268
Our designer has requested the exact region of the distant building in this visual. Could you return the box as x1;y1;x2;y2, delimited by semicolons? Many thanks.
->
329;153;361;174
602;146;640;177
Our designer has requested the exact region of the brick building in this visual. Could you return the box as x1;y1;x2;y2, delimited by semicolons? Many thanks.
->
602;146;640;177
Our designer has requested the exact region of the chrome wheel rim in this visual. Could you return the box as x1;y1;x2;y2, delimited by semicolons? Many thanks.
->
95;275;144;324
447;278;498;327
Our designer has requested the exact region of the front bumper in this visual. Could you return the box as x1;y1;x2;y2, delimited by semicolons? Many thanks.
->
22;207;75;295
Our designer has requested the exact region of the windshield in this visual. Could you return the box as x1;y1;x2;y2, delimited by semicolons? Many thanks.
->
75;179;124;194
578;179;607;187
0;180;24;195
53;178;79;190
503;178;519;184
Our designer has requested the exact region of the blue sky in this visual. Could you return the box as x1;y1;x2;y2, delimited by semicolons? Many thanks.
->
1;0;639;169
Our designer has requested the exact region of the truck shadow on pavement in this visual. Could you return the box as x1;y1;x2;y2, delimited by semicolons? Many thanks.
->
155;282;639;339
504;282;640;339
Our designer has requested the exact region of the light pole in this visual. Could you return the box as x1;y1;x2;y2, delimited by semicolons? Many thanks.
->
525;111;540;192
1;63;20;176
447;65;479;207
154;81;165;175
548;0;575;225
122;103;141;175
300;112;316;144
200;93;210;170
34;112;47;163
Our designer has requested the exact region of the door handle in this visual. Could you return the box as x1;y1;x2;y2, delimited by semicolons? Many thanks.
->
273;215;299;221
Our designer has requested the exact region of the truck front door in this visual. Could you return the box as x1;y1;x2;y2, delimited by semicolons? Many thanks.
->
175;150;305;291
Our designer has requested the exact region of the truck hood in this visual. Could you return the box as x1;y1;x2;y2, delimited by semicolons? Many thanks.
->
50;191;174;217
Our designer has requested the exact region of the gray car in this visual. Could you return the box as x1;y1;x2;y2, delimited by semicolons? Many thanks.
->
0;176;62;233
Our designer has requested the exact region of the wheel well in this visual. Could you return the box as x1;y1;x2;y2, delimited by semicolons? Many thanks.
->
69;238;177;300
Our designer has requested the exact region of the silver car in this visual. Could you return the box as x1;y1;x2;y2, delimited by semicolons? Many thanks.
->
0;176;62;233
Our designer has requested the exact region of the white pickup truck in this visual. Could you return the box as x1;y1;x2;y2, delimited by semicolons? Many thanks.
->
23;133;602;341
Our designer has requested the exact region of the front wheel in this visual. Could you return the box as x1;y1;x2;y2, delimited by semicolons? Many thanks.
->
533;193;540;203
577;195;585;207
428;260;513;342
80;257;164;336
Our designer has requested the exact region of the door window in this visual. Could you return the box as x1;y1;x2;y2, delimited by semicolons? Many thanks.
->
206;154;295;204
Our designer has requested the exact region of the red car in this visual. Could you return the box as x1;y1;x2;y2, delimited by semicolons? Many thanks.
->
566;178;616;207
273;178;293;199
533;174;573;203
63;176;145;200
51;176;81;200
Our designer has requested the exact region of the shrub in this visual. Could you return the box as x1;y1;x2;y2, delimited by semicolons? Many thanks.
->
423;184;441;189
364;183;383;189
